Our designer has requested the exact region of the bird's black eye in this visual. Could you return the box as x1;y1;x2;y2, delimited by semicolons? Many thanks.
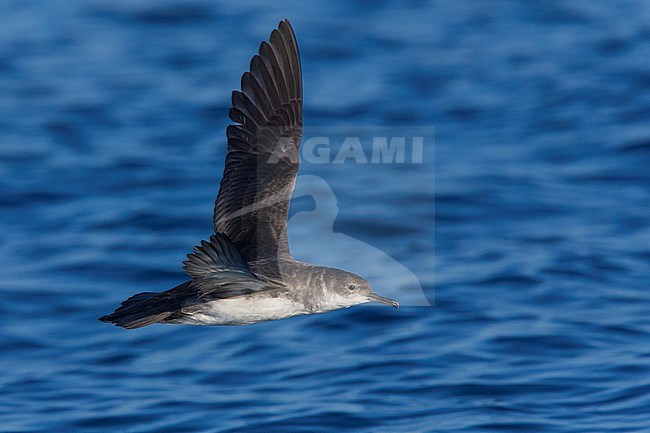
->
347;284;356;291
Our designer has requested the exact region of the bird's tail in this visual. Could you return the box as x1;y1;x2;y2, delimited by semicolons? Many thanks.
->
99;292;171;329
99;282;189;329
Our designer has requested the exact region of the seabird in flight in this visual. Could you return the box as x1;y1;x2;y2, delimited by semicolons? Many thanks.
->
100;19;398;329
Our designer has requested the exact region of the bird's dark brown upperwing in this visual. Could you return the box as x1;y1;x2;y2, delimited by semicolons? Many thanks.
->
212;20;303;282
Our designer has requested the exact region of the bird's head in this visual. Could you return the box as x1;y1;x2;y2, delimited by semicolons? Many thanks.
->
323;269;399;310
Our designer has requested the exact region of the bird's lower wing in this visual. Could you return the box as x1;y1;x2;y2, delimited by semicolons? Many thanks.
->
183;233;284;299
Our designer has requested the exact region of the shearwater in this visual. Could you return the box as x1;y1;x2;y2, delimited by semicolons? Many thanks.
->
100;20;398;329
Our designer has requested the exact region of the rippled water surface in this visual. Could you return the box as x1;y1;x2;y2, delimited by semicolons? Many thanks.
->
1;1;649;432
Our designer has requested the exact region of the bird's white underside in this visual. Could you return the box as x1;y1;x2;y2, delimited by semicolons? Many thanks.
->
175;296;309;326
169;290;370;326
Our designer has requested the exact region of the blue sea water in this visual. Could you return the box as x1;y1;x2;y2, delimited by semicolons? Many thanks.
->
1;1;649;432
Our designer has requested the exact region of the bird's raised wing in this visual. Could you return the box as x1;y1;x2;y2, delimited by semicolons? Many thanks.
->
213;20;302;282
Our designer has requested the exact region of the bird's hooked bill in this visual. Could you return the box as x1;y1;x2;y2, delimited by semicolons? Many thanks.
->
367;292;399;309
